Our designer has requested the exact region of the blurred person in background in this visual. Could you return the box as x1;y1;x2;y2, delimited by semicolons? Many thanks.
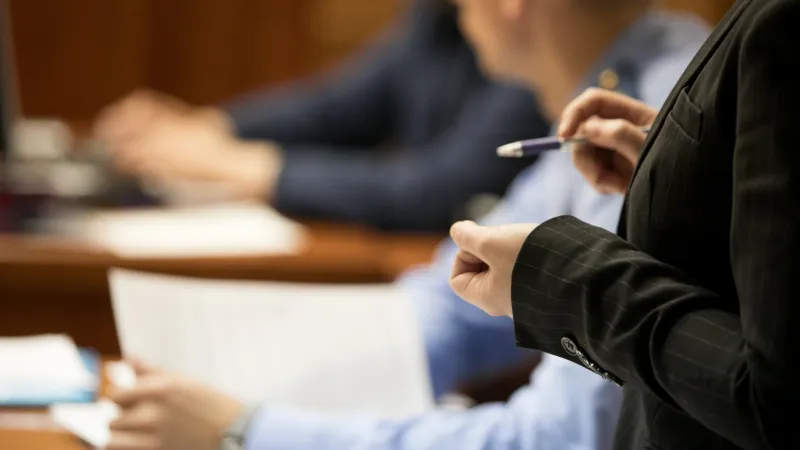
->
104;1;709;450
92;0;547;232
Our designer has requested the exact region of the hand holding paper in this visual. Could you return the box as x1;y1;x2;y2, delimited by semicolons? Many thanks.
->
107;360;244;450
49;361;136;448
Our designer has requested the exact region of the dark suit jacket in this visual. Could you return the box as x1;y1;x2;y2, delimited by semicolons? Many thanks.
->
224;0;547;231
509;1;799;448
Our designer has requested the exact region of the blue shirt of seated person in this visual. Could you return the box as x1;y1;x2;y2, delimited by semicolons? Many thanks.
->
243;11;710;450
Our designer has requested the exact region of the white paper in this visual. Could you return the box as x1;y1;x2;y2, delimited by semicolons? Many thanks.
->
109;269;433;418
50;400;119;448
49;362;136;448
61;203;306;258
0;335;95;401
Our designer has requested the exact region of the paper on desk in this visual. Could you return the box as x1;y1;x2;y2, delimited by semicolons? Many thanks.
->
109;269;434;418
64;203;306;258
0;335;96;402
49;362;135;448
49;362;136;448
50;399;119;448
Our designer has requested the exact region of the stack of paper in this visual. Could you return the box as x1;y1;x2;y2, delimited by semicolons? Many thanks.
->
56;202;306;258
0;335;98;405
108;269;434;419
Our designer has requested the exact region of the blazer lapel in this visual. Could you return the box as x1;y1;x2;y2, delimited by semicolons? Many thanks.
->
629;0;751;181
617;0;751;238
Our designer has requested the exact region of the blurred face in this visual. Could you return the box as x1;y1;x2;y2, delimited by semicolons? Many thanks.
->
452;0;533;82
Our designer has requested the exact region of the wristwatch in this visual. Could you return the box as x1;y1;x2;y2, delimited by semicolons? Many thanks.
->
219;406;258;450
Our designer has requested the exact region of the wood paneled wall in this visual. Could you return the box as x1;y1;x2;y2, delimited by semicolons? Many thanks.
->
8;0;400;120
8;0;731;122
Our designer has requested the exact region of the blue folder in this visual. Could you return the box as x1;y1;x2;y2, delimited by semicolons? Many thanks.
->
0;348;100;407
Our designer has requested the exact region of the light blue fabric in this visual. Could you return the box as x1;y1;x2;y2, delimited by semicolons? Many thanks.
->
245;12;710;450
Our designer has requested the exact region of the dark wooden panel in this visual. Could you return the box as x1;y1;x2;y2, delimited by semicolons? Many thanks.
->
7;0;401;121
660;0;735;24
9;0;150;119
144;0;310;105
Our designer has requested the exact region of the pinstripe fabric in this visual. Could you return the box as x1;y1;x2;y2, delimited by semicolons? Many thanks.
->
510;0;800;449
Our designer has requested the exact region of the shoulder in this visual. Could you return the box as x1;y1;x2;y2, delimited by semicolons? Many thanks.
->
746;0;800;22
738;0;800;45
636;12;712;108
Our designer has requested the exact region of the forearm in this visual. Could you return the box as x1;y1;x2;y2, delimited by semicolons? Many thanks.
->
274;140;533;231
223;82;392;146
245;360;620;450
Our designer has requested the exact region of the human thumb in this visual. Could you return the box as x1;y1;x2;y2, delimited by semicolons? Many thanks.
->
450;221;494;261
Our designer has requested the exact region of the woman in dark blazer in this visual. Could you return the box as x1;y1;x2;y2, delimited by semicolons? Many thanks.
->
449;0;799;448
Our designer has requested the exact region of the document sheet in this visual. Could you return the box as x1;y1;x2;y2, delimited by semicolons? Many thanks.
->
108;269;434;418
59;203;306;258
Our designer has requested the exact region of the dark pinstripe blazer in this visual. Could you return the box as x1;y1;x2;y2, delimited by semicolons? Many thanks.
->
509;1;799;449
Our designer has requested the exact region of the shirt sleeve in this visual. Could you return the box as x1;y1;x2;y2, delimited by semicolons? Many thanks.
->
272;84;545;231
244;356;621;450
395;152;624;396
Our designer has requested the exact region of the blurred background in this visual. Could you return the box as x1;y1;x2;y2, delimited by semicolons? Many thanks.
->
0;1;738;449
11;0;732;122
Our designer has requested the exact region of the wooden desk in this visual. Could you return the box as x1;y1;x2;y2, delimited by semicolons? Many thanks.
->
0;223;441;354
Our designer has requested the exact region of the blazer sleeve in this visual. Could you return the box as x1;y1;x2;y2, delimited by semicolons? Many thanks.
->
510;4;800;449
273;85;546;231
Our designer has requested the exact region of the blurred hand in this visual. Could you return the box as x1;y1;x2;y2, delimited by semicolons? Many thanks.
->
110;113;283;200
93;92;283;202
94;89;231;143
558;88;659;194
449;221;538;318
94;89;229;144
108;360;244;450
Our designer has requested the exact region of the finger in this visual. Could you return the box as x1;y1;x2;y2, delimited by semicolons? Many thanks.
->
110;403;161;432
571;146;606;189
93;93;155;141
111;376;171;408
572;144;633;195
105;430;159;450
128;358;159;377
558;88;655;138
581;117;646;164
449;259;487;304
450;221;495;262
450;250;488;280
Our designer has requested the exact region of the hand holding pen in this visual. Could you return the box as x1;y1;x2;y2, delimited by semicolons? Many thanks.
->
496;125;651;158
498;88;659;195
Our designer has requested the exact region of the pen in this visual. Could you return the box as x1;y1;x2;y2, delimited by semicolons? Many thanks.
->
496;126;651;158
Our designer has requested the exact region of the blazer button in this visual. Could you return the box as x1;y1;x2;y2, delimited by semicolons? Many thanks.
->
561;337;578;356
561;336;623;387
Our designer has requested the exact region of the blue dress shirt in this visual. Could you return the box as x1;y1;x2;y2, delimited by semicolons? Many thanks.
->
244;12;710;450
